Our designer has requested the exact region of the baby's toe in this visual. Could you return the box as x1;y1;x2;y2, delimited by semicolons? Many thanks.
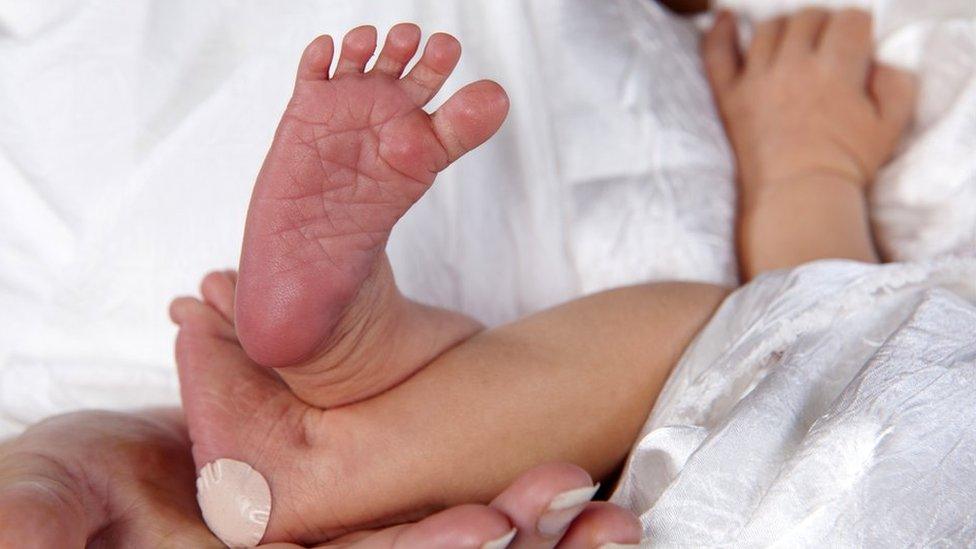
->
372;23;421;78
430;79;509;164
295;34;334;83
702;10;742;94
399;32;462;106
169;296;235;341
200;270;237;325
335;25;378;76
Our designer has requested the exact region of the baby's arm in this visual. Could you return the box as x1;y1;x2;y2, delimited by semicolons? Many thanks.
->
702;9;915;279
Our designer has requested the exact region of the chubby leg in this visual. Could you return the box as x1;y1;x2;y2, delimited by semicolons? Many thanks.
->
173;272;727;543
702;9;916;279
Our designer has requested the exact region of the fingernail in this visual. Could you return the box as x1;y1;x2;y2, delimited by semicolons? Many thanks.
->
536;483;600;537
481;527;517;549
599;544;642;549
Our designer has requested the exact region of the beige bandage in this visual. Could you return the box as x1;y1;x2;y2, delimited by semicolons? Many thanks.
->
197;458;272;548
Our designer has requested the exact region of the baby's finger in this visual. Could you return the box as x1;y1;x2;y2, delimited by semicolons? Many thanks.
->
431;79;509;164
820;9;873;86
746;16;786;71
702;10;742;94
779;8;829;60
170;296;237;342
871;63;917;136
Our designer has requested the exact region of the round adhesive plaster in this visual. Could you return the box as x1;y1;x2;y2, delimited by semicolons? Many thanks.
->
197;458;272;548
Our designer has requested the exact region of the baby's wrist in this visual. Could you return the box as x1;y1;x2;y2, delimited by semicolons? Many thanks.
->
741;172;867;213
736;173;877;279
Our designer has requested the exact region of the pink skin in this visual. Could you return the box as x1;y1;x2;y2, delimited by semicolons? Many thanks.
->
235;23;507;407
173;270;643;546
0;408;638;548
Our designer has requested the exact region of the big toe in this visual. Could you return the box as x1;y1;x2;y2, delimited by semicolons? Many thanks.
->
432;79;510;163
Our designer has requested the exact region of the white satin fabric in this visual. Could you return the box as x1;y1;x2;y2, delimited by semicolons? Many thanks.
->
612;257;976;545
603;1;976;544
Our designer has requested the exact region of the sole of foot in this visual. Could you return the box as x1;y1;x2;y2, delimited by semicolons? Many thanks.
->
234;24;508;407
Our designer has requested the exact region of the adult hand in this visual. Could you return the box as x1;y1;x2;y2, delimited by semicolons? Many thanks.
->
0;409;640;548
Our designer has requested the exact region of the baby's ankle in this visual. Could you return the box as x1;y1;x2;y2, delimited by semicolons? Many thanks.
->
281;264;483;408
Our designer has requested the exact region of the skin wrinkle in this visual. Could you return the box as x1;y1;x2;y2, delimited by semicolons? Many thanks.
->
61;453;114;535
403;65;444;105
241;402;293;472
19;416;150;539
261;88;441;285
292;119;423;256
377;129;444;185
258;178;389;274
3;451;90;521
112;480;167;538
288;276;403;393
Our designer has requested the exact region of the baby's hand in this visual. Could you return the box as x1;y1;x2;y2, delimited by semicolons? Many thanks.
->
703;8;915;201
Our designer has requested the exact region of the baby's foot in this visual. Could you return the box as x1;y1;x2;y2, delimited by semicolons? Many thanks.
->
235;25;508;406
172;273;634;545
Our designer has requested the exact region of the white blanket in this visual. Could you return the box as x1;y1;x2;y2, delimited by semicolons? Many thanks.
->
1;0;975;544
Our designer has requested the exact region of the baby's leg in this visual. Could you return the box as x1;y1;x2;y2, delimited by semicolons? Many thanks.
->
173;25;720;544
702;9;916;279
173;274;727;543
